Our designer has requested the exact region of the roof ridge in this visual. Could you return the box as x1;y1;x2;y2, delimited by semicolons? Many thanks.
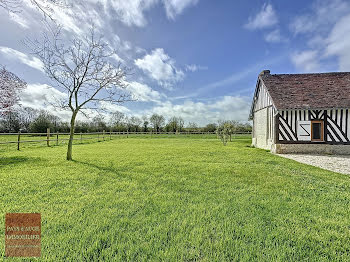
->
269;72;350;76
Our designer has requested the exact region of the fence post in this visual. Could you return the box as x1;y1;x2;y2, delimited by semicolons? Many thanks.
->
150;130;152;138
103;130;105;141
127;130;129;138
98;132;100;142
17;131;21;151
47;128;50;147
80;132;82;143
56;131;59;146
110;130;112;140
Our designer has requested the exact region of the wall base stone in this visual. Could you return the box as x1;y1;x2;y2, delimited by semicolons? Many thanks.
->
272;144;350;155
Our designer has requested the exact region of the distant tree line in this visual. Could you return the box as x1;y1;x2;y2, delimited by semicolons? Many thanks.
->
0;108;252;134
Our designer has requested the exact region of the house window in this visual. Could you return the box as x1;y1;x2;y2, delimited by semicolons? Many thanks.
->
311;121;324;141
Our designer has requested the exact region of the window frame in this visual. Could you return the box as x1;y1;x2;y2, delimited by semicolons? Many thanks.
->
311;120;324;142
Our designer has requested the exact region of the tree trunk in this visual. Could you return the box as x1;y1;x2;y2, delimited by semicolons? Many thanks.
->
66;111;78;161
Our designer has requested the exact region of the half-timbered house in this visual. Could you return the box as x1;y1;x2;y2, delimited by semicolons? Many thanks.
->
249;70;350;154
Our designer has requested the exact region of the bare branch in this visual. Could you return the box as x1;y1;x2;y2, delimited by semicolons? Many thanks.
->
0;0;22;13
0;0;68;20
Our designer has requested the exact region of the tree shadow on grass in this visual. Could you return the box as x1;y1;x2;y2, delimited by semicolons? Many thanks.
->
0;156;41;167
72;160;132;180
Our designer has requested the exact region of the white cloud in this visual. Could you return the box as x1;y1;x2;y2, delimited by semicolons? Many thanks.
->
106;0;157;27
244;3;278;30
23;0;84;35
20;84;120;122
99;101;131;113
93;0;199;27
20;84;251;125
163;0;199;19
264;29;286;43
147;95;250;125
0;46;44;72
20;84;66;109
18;0;105;36
244;3;283;44
111;53;125;63
53;8;84;35
134;48;185;88
290;15;315;36
325;14;350;71
290;0;350;35
126;81;164;103
19;84;73;120
307;35;326;49
289;0;350;72
291;50;320;72
9;13;30;28
185;64;208;72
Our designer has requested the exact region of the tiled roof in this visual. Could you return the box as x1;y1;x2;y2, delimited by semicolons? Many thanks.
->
260;72;350;109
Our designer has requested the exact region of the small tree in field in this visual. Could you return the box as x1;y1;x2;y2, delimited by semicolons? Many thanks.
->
28;28;131;160
216;122;231;146
0;67;27;116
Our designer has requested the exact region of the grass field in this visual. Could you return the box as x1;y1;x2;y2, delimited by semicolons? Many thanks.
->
0;133;219;152
1;136;350;261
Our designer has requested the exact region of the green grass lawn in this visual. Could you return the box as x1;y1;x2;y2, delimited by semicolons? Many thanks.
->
1;137;350;261
0;133;220;152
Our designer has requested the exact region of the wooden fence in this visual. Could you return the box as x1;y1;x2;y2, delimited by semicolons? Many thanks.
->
0;129;251;151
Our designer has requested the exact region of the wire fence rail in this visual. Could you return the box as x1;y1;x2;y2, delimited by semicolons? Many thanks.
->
0;128;251;151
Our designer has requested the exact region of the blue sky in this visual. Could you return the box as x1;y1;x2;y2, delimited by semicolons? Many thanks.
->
0;0;349;125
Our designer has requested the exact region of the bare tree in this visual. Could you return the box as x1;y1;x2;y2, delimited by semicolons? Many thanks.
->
177;117;184;132
167;116;184;132
124;116;132;132
0;0;67;20
110;111;125;126
0;67;27;116
187;122;198;132
18;107;39;131
130;116;142;132
28;28;132;160
142;115;149;132
91;115;106;132
150;114;165;133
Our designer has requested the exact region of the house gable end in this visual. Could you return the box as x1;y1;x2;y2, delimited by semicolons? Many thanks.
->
249;73;276;120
